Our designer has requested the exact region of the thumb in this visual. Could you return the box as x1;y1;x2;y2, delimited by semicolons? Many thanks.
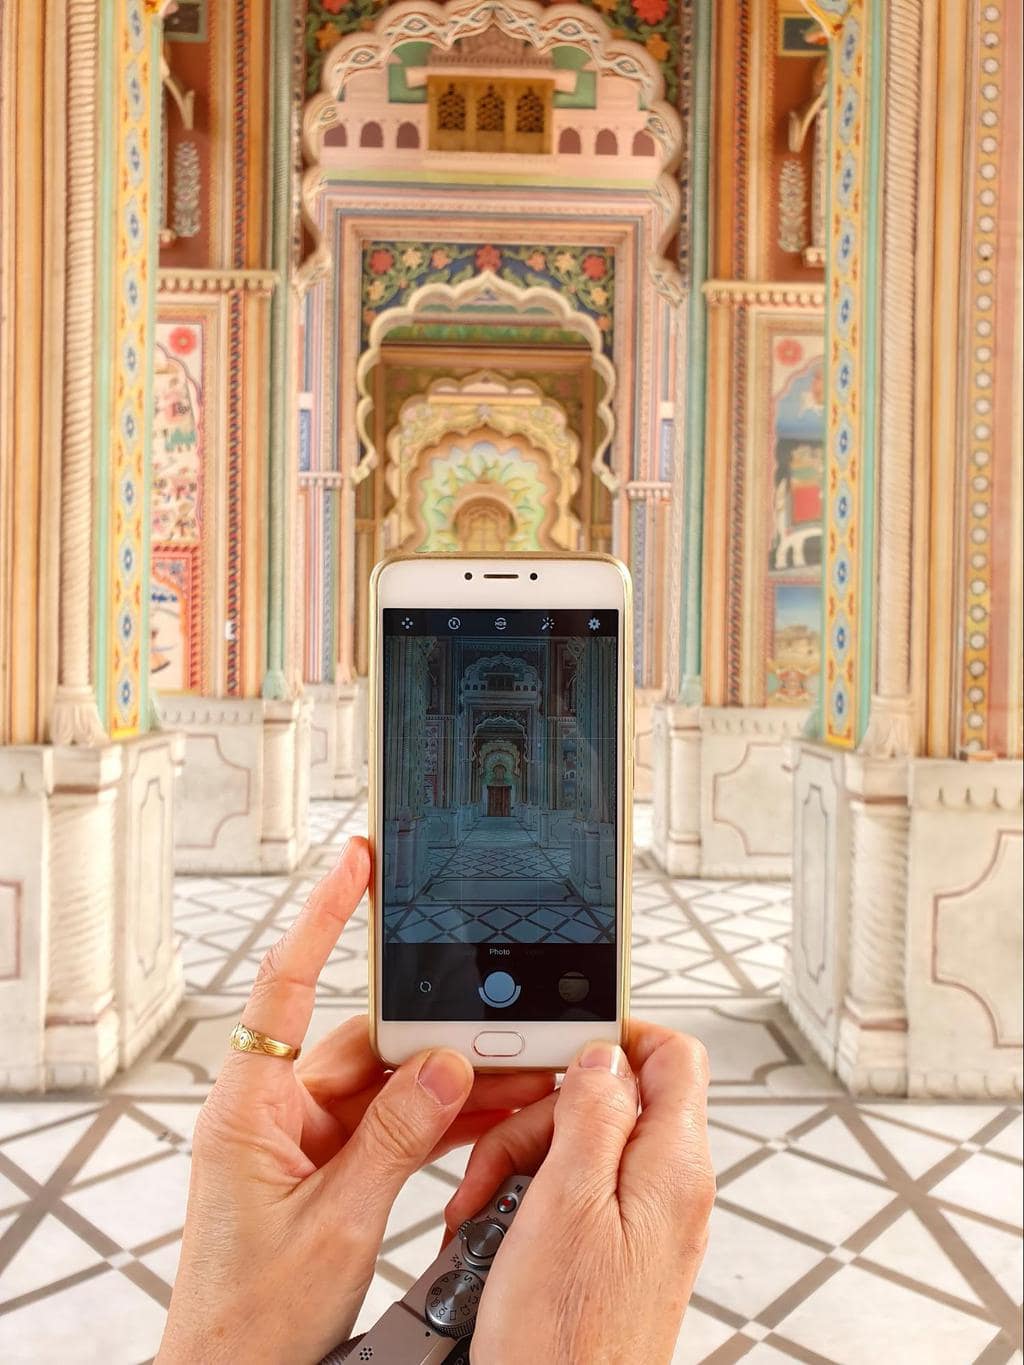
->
325;1048;474;1217
542;1040;638;1194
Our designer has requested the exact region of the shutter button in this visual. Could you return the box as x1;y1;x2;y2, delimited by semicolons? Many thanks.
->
495;1194;518;1214
458;1219;505;1268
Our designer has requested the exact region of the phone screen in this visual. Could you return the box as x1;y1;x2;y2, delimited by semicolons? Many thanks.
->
381;607;619;1023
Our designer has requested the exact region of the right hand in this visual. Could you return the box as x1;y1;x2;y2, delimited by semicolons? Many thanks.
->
444;1022;715;1365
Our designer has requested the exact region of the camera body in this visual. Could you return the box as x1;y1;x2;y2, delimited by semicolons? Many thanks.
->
320;1176;532;1364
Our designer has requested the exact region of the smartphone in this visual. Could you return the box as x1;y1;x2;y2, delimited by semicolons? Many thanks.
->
368;553;632;1070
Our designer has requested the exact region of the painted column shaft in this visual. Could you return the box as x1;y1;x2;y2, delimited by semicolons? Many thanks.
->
677;0;712;704
51;0;106;745
860;0;922;758
262;0;293;700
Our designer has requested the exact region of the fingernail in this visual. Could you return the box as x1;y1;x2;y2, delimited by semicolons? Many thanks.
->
578;1041;631;1078
336;838;352;866
417;1050;471;1106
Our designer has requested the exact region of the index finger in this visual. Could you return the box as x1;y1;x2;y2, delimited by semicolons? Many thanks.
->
235;837;371;1056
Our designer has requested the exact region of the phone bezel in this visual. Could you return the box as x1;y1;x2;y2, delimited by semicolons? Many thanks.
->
368;552;633;1070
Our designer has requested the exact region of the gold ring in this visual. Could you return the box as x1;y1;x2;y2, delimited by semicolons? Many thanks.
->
229;1021;301;1061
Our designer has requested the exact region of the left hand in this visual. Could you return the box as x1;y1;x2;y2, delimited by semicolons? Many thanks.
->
157;837;555;1365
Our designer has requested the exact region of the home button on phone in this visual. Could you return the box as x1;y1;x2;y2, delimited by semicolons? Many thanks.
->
473;1031;525;1058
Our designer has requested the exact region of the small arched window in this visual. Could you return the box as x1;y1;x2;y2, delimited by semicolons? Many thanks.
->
595;129;618;156
324;123;347;148
558;128;582;154
359;121;383;149
396;121;420;150
632;130;656;157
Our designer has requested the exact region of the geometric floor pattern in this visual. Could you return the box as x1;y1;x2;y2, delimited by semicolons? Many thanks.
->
0;797;1020;1363
388;813;611;944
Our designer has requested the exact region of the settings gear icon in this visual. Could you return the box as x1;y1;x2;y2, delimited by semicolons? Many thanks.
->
587;616;601;631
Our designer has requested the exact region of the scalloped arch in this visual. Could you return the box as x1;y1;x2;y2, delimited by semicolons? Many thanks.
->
385;371;583;549
297;0;684;296
356;269;619;489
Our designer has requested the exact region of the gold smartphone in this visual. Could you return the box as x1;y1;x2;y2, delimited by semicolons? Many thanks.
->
368;553;632;1070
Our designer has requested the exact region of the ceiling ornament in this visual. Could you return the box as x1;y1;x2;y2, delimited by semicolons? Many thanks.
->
297;0;683;300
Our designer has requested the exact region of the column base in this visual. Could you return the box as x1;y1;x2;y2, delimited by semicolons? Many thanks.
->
786;742;1023;1099
650;701;702;875
650;703;806;877
158;696;311;874
307;680;366;800
0;733;184;1093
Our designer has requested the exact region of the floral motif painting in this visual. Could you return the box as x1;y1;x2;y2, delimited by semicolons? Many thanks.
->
150;316;205;692
765;333;825;706
362;241;614;356
416;437;552;551
305;0;681;104
152;323;203;542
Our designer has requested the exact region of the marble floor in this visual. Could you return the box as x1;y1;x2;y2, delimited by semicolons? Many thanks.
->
0;797;1020;1364
389;812;611;945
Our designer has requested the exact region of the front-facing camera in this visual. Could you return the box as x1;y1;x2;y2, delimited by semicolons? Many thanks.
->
464;571;473;580
529;572;538;580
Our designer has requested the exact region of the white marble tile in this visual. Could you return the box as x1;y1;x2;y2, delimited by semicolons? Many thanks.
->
708;1104;827;1141
138;1237;182;1286
382;1168;453;1241
788;1115;885;1180
931;1152;1023;1227
61;1152;191;1248
944;1210;1024;1304
862;1104;1007;1143
742;1343;803;1363
0;1102;101;1144
858;1211;982;1306
131;1101;202;1143
71;1115;174;1185
0;1171;29;1211
860;1114;958;1180
0;1114;99;1185
773;1263;999;1364
0;1268;167;1364
670;1306;737;1363
708;1123;762;1175
695;1206;822;1317
985;1114;1023;1161
0;1215;103;1304
721;1151;894;1246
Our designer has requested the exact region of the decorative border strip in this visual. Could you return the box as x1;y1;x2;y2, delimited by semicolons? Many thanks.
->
959;0;1007;753
157;268;277;294
702;279;827;306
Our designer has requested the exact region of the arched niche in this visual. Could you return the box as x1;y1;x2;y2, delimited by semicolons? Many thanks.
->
383;371;584;550
297;0;684;297
358;273;617;491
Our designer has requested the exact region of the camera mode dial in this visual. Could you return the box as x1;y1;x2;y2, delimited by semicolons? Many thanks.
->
425;1269;484;1338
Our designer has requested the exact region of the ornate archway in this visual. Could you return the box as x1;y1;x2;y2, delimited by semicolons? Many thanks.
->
359;272;617;489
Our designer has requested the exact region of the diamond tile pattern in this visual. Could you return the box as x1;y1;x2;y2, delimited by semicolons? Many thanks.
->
0;798;1019;1364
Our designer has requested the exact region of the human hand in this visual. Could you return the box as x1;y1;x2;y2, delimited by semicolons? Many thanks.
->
157;838;554;1365
444;1021;714;1365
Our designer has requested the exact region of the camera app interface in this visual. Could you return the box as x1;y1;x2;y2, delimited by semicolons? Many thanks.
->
381;608;618;1022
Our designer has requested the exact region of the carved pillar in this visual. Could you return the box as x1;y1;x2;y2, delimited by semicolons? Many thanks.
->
860;0;922;757
836;758;910;1095
262;0;295;701
50;0;106;745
